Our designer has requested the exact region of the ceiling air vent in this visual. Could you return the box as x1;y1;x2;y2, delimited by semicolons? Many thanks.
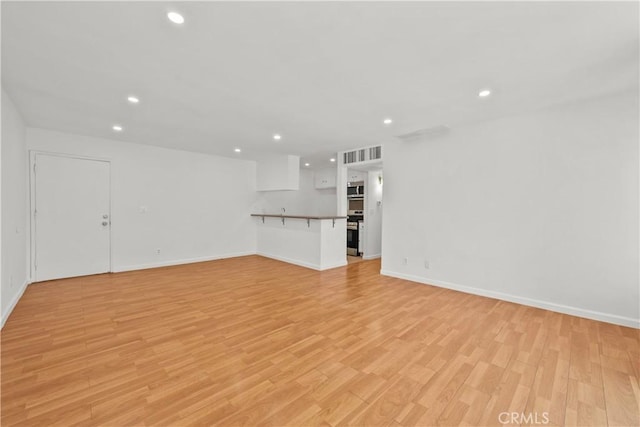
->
343;145;382;164
343;150;357;164
396;125;450;142
369;145;382;160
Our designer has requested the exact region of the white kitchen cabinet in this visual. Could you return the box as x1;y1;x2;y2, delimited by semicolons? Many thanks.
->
347;170;365;183
314;168;336;189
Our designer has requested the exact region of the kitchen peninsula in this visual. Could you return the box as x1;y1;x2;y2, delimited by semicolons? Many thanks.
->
251;214;347;270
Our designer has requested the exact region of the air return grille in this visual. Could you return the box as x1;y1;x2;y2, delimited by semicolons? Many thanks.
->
343;145;382;164
369;145;382;160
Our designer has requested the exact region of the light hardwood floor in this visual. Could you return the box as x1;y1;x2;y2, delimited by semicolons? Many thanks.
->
1;256;638;426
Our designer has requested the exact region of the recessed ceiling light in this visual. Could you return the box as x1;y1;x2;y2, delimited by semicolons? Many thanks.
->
167;11;185;24
127;96;139;104
234;148;241;153
478;89;491;98
383;118;393;125
330;158;336;162
304;163;310;167
273;134;282;141
112;125;123;132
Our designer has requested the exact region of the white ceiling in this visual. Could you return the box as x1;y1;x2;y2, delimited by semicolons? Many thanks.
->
2;1;638;169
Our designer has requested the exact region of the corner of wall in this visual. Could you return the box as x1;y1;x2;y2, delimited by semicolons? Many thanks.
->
0;279;29;328
1;87;29;328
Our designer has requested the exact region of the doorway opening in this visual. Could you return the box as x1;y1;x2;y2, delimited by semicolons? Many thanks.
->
338;161;383;263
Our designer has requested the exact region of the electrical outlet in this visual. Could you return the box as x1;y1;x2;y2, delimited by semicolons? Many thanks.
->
156;248;161;255
424;259;430;269
402;257;408;266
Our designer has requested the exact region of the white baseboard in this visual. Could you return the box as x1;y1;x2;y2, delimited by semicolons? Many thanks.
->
256;252;347;271
1;280;30;329
362;253;381;260
112;251;256;273
325;261;349;270
317;260;348;270
380;269;639;329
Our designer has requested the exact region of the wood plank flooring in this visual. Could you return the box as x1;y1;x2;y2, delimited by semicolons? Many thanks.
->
346;256;365;264
1;255;638;426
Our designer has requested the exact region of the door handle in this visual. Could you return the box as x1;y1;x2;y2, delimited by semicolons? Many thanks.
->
102;221;109;226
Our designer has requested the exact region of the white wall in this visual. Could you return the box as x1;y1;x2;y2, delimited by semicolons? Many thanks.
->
254;169;337;216
364;169;383;258
1;89;29;326
256;154;300;191
27;128;257;273
381;91;639;327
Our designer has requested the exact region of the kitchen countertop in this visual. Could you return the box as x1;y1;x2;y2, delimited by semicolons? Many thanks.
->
251;214;347;220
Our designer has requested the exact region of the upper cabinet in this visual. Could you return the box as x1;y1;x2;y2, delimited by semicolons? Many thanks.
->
347;170;365;183
314;168;337;189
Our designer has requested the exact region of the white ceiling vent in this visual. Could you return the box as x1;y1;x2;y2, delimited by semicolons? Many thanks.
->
396;125;450;142
343;145;382;164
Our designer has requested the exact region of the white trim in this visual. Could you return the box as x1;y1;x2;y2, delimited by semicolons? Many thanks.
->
363;253;381;260
1;280;30;329
30;150;111;163
112;251;256;273
256;252;347;271
380;269;640;329
321;261;348;270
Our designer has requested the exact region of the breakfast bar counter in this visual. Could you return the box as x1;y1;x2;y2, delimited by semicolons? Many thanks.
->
251;214;347;271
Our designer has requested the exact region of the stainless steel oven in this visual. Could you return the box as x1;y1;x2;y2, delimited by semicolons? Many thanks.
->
347;185;364;199
346;221;359;256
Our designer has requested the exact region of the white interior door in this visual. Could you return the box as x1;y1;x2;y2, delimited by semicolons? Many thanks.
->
34;154;111;281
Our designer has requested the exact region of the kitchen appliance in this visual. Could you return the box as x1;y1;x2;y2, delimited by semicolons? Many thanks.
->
348;210;363;216
346;221;359;256
347;185;364;199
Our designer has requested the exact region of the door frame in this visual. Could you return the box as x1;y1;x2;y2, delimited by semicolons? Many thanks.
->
29;151;113;281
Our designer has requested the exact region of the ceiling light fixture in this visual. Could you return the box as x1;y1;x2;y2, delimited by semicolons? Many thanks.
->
383;118;393;125
304;163;310;167
112;125;123;132
478;89;491;98
330;158;336;162
167;11;185;24
127;96;140;104
234;148;241;153
273;134;282;141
